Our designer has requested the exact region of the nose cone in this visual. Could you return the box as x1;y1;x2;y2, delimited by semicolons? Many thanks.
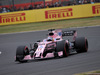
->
34;43;46;58
35;52;41;58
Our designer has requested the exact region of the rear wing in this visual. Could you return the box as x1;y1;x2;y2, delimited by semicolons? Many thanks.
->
62;30;77;40
62;30;76;36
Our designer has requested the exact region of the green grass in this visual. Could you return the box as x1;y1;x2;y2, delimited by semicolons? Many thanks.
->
0;16;100;34
75;70;100;75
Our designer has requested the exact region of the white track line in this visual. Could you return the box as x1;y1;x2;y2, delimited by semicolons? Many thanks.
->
0;51;1;54
69;25;100;29
0;25;100;35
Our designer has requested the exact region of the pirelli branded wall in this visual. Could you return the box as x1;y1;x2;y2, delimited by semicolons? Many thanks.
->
0;3;100;25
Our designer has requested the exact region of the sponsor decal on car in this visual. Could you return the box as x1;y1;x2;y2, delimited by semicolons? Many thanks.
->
37;45;43;51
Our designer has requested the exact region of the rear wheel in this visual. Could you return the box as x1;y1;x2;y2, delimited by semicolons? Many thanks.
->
16;46;29;63
74;37;88;53
56;40;69;57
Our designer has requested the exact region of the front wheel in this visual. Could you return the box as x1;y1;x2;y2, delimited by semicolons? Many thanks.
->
56;40;69;57
74;37;88;53
16;46;29;63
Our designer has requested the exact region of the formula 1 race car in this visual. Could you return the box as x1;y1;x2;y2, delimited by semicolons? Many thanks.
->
15;29;88;63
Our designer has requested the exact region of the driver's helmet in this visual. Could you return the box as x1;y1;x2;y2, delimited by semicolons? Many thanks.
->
47;37;53;41
49;32;54;36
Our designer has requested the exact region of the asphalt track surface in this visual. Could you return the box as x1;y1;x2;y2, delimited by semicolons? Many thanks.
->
0;26;100;75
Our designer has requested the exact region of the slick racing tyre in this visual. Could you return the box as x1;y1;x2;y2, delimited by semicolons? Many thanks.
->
56;40;69;57
16;46;29;63
74;37;88;53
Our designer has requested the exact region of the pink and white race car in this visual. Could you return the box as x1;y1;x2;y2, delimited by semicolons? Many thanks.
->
15;29;88;63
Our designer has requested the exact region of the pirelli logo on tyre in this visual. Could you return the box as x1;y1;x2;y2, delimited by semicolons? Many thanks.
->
45;8;73;19
0;13;26;23
92;5;100;14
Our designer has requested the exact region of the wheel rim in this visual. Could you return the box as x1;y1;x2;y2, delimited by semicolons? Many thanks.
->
85;39;88;52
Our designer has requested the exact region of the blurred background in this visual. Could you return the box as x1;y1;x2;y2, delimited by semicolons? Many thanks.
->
0;0;100;12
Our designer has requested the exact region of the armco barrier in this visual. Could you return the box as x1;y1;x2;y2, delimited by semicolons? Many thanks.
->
0;3;100;26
